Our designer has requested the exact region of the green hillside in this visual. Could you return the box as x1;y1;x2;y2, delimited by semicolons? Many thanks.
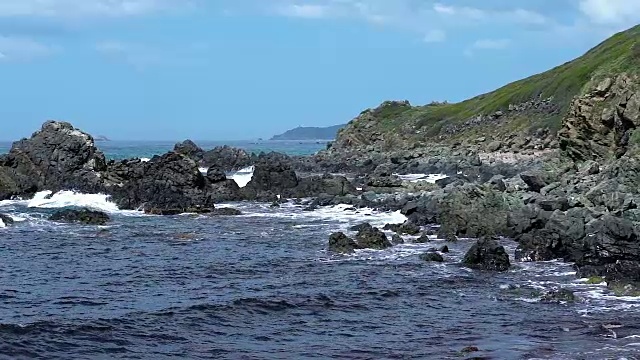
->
335;24;640;148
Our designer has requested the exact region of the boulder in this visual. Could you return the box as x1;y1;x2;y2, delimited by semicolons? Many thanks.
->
174;140;205;161
391;234;404;245
209;208;242;216
419;252;444;262
245;152;298;193
206;167;227;183
414;233;431;243
520;172;548;193
49;208;110;225
328;232;360;253
201;145;252;172
355;225;392;250
1;121;107;194
462;238;511;271
291;174;357;198
110;152;217;213
0;213;14;227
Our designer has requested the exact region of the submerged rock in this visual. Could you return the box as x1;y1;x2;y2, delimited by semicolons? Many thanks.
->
209;208;242;216
0;213;14;227
49;208;110;225
541;288;578;303
462;238;510;271
419;252;444;262
328;232;360;253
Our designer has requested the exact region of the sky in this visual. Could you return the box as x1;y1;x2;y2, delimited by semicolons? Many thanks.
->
0;0;639;141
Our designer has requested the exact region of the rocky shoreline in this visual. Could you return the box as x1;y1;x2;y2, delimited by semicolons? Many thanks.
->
1;73;640;294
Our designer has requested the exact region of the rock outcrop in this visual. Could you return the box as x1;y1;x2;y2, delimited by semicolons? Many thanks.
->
49;208;110;225
0;121;107;196
462;238;511;271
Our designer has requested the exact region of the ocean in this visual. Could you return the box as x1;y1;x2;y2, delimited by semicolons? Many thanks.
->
0;141;639;359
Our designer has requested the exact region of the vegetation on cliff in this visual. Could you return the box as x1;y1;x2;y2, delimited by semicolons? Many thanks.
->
331;24;640;150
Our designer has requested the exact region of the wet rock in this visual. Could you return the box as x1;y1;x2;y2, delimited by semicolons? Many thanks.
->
461;346;480;354
328;232;360;254
541;288;578;303
398;221;420;235
439;245;450;253
174;140;205;161
350;223;373;232
419;252;444;262
462;238;510;271
209;208;242;216
0;213;14;226
201;145;252;172
355;225;392;250
206;167;227;183
414;233;431;243
1;121;107;195
391;234;404;245
49;208;110;225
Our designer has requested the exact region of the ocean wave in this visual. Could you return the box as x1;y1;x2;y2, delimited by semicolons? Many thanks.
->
0;190;140;216
394;173;448;183
228;166;254;188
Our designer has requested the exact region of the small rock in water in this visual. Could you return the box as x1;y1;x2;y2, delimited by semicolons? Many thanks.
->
0;213;14;227
419;252;444;262
414;233;431;243
391;234;404;245
350;223;373;232
328;232;360;254
439;245;450;253
541;288;578;303
355;225;392;250
461;346;480;354
49;208;110;225
462;238;510;272
209;208;243;216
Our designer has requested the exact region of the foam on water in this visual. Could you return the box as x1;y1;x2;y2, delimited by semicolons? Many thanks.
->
140;158;151;162
0;219;5;228
229;166;254;188
0;190;140;215
395;173;448;183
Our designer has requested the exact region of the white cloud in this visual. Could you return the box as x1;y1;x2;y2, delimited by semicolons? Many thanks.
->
579;0;640;26
0;0;193;18
423;29;446;43
0;36;54;61
276;4;331;19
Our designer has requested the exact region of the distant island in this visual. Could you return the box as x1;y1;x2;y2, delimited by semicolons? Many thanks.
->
95;135;111;142
270;124;345;141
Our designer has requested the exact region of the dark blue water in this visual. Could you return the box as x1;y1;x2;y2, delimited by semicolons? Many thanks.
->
0;140;327;159
1;143;640;359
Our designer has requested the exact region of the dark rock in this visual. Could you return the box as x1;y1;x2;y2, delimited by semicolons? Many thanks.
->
201;145;252;172
291;174;357;198
350;223;373;232
488;175;506;192
398;221;420;235
1;121;107;194
209;208;242;216
461;346;480;354
419;252;444;262
574;215;640;283
206;167;227;183
0;213;14;226
109;152;218;213
538;197;570;212
462;238;511;271
414;233;431;243
391;234;404;245
49;208;110;225
355;225;392;250
245;152;298;194
541;288;578;303
520;172;549;193
328;232;360;254
174;140;205;161
439;245;449;253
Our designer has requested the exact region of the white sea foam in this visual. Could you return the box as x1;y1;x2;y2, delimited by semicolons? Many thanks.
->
395;173;448;183
0;219;4;228
140;158;151;163
26;191;121;213
229;166;254;188
199;167;208;174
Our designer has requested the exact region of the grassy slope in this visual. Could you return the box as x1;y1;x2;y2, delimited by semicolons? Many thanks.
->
355;24;640;143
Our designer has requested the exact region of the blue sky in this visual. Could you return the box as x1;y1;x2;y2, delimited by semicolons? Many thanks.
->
0;0;638;140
